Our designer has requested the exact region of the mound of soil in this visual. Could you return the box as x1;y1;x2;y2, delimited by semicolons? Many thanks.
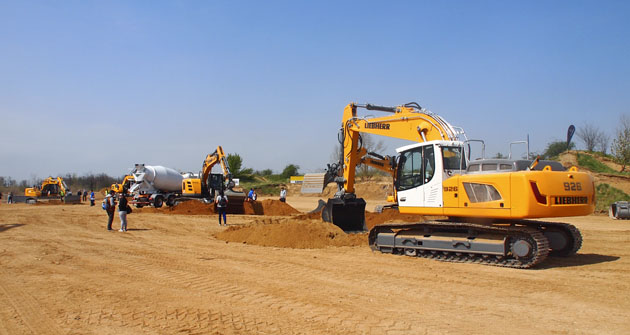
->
215;219;367;248
288;181;393;200
135;201;215;215
134;199;300;216
296;208;425;230
242;199;300;216
364;209;426;230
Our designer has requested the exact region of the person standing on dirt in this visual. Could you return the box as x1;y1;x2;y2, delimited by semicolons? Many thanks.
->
7;192;13;204
279;187;287;203
82;189;87;202
118;194;131;232
105;190;117;231
90;190;95;206
215;190;228;226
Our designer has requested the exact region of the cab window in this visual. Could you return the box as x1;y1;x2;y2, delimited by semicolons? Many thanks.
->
397;148;422;191
397;145;436;191
442;146;466;170
423;145;435;183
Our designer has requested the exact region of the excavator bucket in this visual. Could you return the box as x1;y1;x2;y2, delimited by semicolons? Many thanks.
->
225;189;246;214
322;197;367;232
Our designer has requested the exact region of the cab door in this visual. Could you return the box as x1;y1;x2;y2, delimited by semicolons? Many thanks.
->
422;144;443;208
396;146;424;208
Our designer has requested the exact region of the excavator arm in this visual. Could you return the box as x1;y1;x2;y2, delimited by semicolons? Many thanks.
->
338;102;462;193
200;146;235;193
323;102;465;230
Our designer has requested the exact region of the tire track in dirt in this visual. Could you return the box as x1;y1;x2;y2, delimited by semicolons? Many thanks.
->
97;246;436;334
44;233;426;335
0;269;63;335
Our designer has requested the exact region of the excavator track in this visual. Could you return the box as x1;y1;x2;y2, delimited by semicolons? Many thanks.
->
369;221;551;269
519;221;582;257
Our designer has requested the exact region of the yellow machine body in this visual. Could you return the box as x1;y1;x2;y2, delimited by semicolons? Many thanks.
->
24;177;69;197
400;168;595;219
111;175;135;194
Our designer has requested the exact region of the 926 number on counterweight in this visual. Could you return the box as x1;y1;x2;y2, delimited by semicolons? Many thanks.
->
564;182;582;191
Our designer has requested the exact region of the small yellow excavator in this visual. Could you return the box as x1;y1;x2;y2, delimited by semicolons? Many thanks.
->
181;146;246;211
110;175;135;195
321;102;594;268
25;177;69;197
22;177;81;204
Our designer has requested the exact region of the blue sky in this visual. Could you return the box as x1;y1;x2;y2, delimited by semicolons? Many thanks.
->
1;1;629;181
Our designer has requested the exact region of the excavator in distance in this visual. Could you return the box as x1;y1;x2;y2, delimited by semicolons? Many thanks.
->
321;102;595;268
18;176;81;204
181;146;245;205
110;175;135;195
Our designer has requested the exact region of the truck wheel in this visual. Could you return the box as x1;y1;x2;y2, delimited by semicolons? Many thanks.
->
166;195;175;207
154;196;164;208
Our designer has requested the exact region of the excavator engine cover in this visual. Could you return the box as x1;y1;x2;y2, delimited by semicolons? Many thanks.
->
322;197;366;232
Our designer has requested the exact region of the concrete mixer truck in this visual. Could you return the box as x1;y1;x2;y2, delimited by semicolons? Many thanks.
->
129;164;184;208
128;147;246;209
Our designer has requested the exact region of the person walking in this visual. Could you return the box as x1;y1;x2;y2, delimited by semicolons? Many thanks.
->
82;189;87;202
7;192;13;204
77;190;82;202
118;195;131;232
279;187;287;203
89;190;95;206
215;190;228;226
105;190;117;231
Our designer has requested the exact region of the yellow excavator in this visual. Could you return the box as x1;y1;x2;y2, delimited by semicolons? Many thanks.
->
321;102;594;268
181;146;246;210
110;175;135;195
22;177;81;204
25;177;70;197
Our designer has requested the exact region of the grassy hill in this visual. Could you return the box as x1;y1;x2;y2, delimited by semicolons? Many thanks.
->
560;151;630;213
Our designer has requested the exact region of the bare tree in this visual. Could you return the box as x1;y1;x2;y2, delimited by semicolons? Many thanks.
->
356;134;387;181
330;134;387;180
577;124;602;151
597;132;611;154
611;115;630;172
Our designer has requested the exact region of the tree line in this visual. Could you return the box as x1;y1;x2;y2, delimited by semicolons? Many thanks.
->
0;173;121;194
0;155;301;195
539;115;630;171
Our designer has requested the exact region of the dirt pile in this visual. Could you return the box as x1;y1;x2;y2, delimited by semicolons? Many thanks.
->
215;218;367;248
365;209;427;229
296;208;426;230
136;201;215;215
135;199;300;216
287;181;393;200
243;199;300;216
215;208;427;249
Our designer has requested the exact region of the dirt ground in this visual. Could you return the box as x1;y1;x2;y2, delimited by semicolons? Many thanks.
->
1;198;629;334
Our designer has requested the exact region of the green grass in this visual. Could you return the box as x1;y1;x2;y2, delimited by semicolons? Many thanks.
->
577;153;620;174
240;175;289;196
595;183;630;213
590;151;615;160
